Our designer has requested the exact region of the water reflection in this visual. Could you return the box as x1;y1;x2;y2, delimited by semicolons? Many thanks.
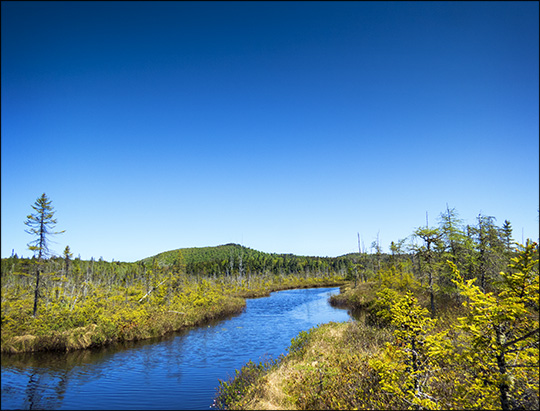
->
2;287;350;410
348;307;366;323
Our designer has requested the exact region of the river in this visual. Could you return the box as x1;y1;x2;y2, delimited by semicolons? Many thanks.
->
1;287;352;410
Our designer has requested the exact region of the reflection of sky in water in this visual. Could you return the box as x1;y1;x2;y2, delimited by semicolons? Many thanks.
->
290;289;350;325
1;287;350;410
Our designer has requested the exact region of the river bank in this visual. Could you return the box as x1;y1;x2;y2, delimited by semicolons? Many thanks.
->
1;275;346;354
213;282;391;410
214;320;393;410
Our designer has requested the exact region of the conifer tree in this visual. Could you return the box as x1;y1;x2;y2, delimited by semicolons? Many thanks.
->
448;241;539;410
413;226;443;316
63;245;73;276
370;291;447;409
24;193;64;316
501;220;514;253
473;214;506;292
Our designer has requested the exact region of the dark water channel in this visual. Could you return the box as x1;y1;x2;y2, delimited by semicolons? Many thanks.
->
1;287;352;410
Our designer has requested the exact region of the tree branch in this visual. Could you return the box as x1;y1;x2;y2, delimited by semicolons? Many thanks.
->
503;328;540;349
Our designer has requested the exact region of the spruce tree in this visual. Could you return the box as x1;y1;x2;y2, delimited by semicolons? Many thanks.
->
24;193;64;316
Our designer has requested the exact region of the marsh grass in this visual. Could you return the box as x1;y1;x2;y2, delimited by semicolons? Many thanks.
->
1;273;345;354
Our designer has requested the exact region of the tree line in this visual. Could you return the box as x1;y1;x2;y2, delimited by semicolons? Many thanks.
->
2;194;533;322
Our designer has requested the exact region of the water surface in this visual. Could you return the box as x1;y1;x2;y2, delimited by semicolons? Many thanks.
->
1;287;351;410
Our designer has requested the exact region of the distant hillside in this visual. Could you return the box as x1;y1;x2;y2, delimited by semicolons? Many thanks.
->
139;243;268;267
138;244;359;276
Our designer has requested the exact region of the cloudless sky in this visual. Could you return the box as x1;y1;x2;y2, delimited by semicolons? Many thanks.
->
2;1;539;262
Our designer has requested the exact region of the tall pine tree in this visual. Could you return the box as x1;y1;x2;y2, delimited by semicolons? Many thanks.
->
24;193;64;316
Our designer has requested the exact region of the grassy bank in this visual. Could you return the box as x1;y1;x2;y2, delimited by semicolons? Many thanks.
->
1;273;345;354
214;320;393;410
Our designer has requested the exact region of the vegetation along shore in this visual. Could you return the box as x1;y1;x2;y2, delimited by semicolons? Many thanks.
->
214;221;538;410
1;194;538;410
1;242;346;354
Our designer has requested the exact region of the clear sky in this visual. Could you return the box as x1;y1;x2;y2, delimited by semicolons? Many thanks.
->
2;1;539;262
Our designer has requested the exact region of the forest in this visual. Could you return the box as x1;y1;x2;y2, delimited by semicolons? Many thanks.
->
1;194;538;410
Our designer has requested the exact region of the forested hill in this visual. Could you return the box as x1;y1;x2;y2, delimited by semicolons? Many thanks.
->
139;243;270;266
138;243;356;276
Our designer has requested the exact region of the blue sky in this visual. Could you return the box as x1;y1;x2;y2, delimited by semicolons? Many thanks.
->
2;1;538;261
